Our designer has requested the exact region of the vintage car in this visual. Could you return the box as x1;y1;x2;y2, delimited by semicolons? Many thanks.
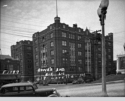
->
0;82;60;97
84;74;94;83
72;77;84;84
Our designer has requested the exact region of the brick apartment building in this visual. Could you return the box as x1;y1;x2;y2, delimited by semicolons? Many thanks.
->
11;40;34;81
32;16;113;81
92;32;113;79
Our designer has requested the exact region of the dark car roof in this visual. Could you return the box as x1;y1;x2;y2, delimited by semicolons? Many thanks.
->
1;82;33;88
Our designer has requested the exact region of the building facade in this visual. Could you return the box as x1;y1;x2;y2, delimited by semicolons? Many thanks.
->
33;16;114;81
92;32;114;79
0;55;20;84
0;55;20;74
11;40;34;81
116;54;125;74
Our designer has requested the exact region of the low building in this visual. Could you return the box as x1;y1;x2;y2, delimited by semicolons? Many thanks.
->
116;54;125;74
0;55;20;85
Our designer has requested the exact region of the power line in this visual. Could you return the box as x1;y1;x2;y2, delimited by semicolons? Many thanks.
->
1;46;10;49
114;31;125;34
1;31;32;38
1;39;16;44
114;39;125;43
1;12;51;24
1;19;46;28
1;28;35;34
1;24;38;32
1;44;12;47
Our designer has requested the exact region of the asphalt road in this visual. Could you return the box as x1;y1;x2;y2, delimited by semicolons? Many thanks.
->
38;82;125;97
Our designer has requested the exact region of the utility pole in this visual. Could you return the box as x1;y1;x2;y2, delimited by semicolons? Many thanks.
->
97;0;109;97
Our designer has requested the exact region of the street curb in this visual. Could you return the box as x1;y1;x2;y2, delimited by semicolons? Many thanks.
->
91;80;124;86
37;80;125;87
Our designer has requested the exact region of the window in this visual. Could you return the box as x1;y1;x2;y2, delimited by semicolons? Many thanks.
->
79;29;81;32
51;59;54;64
98;41;101;44
20;86;25;91
35;40;38;44
78;44;81;48
108;55;111;59
69;34;75;39
98;54;101;58
62;58;67;63
26;86;33;91
34;34;36;37
42;36;45;42
69;34;71;38
78;60;82;64
51;33;54;38
28;41;30;44
50;26;52;29
1;87;18;94
78;52;82;56
63;25;66;28
50;50;54;55
62;50;67;53
62;41;67;46
98;48;101;51
78;36;81;40
78;67;82;71
35;55;38;59
62;32;66;37
109;63;111;66
35;47;38;52
27;47;31;50
36;62;39;66
72;35;75;39
109;37;111;40
50;42;54;47
108;49;111;52
108;42;111;46
13;87;18;92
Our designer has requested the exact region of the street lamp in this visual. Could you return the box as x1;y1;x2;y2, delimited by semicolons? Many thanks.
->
97;0;109;97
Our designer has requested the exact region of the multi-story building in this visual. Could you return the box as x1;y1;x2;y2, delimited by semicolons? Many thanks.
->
33;16;114;81
92;32;114;79
11;40;34;81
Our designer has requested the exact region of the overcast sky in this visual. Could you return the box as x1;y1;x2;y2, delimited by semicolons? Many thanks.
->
0;0;125;60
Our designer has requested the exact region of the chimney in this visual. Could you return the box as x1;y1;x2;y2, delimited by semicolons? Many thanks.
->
73;24;77;28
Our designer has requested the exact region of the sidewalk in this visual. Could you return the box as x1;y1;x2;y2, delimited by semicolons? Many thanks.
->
91;80;125;85
37;80;125;88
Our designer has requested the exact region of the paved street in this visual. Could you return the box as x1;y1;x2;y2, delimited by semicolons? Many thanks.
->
38;81;125;97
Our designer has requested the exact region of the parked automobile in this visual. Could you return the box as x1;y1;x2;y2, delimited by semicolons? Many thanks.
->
77;77;85;83
84;74;94;83
72;78;84;84
0;82;60;97
72;80;78;84
84;78;94;83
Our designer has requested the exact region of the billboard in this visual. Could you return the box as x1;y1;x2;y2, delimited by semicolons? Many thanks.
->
119;57;125;69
